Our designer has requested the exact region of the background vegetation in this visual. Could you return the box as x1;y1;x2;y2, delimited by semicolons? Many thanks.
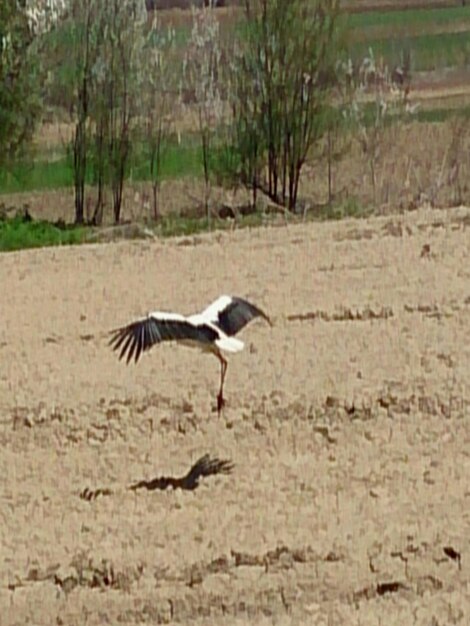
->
0;0;469;250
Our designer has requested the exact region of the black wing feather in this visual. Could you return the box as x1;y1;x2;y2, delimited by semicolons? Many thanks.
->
216;297;271;337
109;316;219;364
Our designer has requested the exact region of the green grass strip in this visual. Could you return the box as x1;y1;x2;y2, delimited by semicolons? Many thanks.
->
349;29;470;71
0;196;374;253
1;106;469;199
343;6;470;30
0;139;203;195
0;215;86;252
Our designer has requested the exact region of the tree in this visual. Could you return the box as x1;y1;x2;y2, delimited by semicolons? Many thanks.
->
0;2;39;168
347;48;413;207
138;15;177;221
230;0;342;211
48;0;107;224
183;3;224;222
52;0;148;224
0;0;69;171
64;0;99;224
89;0;146;224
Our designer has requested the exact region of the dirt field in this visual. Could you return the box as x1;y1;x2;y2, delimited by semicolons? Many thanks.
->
1;205;470;625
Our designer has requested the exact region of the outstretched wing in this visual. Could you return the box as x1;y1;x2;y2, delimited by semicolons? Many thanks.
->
109;312;219;364
200;295;271;337
182;454;234;490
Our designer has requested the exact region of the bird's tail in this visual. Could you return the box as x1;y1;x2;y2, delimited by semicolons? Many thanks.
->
216;336;244;353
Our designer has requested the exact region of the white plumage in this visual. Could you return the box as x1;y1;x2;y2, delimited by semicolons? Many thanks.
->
109;295;271;413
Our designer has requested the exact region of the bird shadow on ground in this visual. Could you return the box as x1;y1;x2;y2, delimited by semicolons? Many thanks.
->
80;454;234;501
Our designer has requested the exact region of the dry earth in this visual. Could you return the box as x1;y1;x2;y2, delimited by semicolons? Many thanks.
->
1;206;470;625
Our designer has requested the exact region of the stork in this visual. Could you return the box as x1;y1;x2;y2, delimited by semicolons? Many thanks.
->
109;295;271;413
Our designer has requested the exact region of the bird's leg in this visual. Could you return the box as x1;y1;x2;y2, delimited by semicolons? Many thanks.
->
217;355;228;415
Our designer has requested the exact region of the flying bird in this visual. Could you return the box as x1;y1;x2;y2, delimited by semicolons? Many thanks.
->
109;295;271;413
129;454;234;492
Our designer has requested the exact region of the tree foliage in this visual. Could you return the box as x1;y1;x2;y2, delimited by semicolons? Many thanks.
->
0;1;40;167
183;4;224;221
230;0;342;211
138;14;178;221
52;0;149;224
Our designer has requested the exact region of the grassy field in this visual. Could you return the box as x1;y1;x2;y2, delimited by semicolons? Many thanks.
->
340;0;466;11
0;139;205;195
1;113;469;243
346;4;470;71
0;194;373;252
350;29;470;71
0;214;87;252
2;101;469;200
345;5;470;28
160;4;470;71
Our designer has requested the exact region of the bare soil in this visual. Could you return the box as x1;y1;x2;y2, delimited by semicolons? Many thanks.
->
1;205;469;625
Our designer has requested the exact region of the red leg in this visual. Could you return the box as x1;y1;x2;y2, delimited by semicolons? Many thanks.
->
217;356;227;415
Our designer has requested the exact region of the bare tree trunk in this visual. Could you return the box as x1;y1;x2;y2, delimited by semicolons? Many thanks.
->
281;132;288;205
149;122;163;221
327;127;333;204
113;166;125;223
200;112;211;224
252;143;258;210
152;182;159;220
370;156;376;206
72;3;92;225
93;182;104;226
73;120;86;224
92;119;105;225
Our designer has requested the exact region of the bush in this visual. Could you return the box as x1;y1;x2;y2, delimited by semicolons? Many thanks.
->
0;213;86;252
229;0;343;211
0;2;41;168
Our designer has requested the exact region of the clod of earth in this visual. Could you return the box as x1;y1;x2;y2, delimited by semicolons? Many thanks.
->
80;487;113;502
287;306;393;323
443;546;462;568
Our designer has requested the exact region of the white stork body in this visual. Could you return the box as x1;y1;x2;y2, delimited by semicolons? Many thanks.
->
109;295;270;413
